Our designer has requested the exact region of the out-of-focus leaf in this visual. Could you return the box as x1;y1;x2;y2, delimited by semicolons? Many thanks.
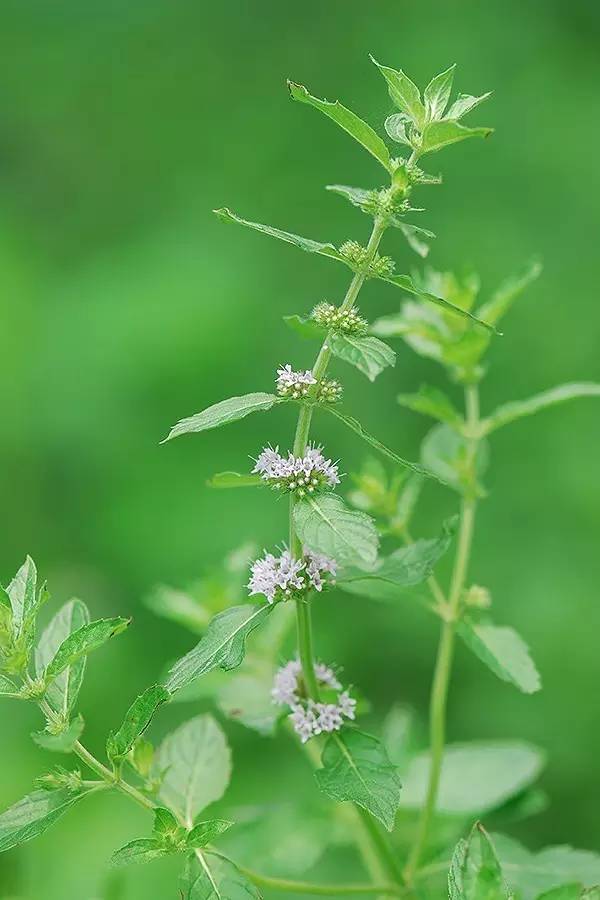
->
492;833;600;900
315;729;402;831
0;787;89;852
424;64;456;121
207;472;264;489
283;314;325;340
421;423;488;495
35;599;91;715
44;618;130;682
420;120;493;155
156;714;231;826
180;851;261;899
31;714;85;753
288;81;392;171
370;57;426;128
537;887;587;900
476;260;541;326
448;822;510;900
398;385;463;426
382;705;417;772
480;384;600;436
458;619;541;694
329;333;395;382
381;274;497;333
107;684;170;761
163;392;278;442
293;494;379;567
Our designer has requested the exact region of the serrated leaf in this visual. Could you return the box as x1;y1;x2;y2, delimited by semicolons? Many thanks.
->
329;333;395;381
480;383;600;436
476;259;542;327
370;57;426;128
288;81;392;171
110;838;172;868
315;729;402;831
424;64;456;121
381;273;497;333
282;314;325;340
449;823;510;900
420;120;493;155
31;714;85;753
447;92;492;120
156;715;231;825
207;472;264;489
44;617;130;682
421;423;488;495
401;741;544;814
164;393;278;442
164;604;271;695
35;599;90;716
107;684;170;761
322;406;436;478
187;820;233;849
492;834;600;900
6;556;37;635
214;207;345;261
458;619;541;694
338;517;456;601
293;493;379;567
0;787;88;852
181;852;261;900
398;385;463;426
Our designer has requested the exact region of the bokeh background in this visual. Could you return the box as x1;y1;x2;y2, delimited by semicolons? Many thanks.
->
2;0;600;897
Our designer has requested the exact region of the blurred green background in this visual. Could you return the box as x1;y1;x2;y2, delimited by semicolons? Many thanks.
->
2;0;600;896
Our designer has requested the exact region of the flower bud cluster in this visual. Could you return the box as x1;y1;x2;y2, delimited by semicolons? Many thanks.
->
339;241;395;278
272;659;357;743
252;444;340;496
276;364;317;399
315;378;343;404
248;548;337;604
311;302;368;335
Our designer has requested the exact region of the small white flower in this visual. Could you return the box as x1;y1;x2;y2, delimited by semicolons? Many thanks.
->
248;547;336;604
276;364;317;397
272;658;357;742
251;444;340;494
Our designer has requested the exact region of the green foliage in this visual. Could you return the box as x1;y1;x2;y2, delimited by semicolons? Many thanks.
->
492;834;600;900
0;786;90;852
458;619;541;694
398;384;463;426
32;714;85;753
164;393;278;441
180;853;261;900
187;820;233;848
448;823;510;900
293;492;379;566
329;332;396;381
421;423;488;496
35;599;90;715
480;383;600;436
43;617;130;682
207;472;264;489
106;684;170;761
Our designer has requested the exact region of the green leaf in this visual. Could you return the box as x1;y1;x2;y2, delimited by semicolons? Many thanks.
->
480;383;600;436
381;273;497;334
156;714;231;826
458;619;541;694
447;92;492;120
315;729;402;831
398;385;463;426
107;684;170;761
35;599;90;715
384;113;412;146
293;493;379;567
153;806;181;837
6;556;37;635
401;741;544;814
110;838;170;868
326;183;374;209
329;333;395;382
180;852;261;900
207;472;264;489
420;120;493;156
0;787;88;852
31;714;85;753
476;259;541;327
287;81;392;171
0;674;17;695
283;314;325;340
421;423;488;495
322;406;436;478
370;57;426;128
164;603;271;695
187;820;233;848
398;222;435;258
537;887;586;900
164;392;278;442
44;617;130;682
492;834;600;900
424;64;456;121
449;823;510;900
338;517;456;602
214;207;345;261
216;656;279;737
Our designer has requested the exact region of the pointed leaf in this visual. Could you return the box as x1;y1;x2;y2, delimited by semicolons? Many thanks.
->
7;556;37;634
370;57;425;128
164;393;278;442
288;81;392;171
398;221;435;258
449;823;510;900
398;385;463;426
0;787;89;852
107;684;170;761
164;604;271;695
315;729;402;831
156;714;231;825
384;114;412;146
458;619;541;694
282;314;325;340
207;472;264;489
214;207;344;261
181;852;261;900
187;820;234;849
329;333;395;381
381;273;497;333
110;838;170;868
32;714;85;753
424;64;456;121
477;260;542;326
44;617;130;682
420;120;493;155
447;92;492;120
492;834;600;900
35;599;91;715
481;383;600;436
293;493;379;567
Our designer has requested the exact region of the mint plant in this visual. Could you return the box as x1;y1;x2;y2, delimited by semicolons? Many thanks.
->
3;58;600;900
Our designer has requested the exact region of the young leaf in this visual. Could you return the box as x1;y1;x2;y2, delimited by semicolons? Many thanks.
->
288;81;392;172
207;472;264;489
447;92;492;120
476;259;542;326
449;822;510;900
424;64;456;121
315;729;402;831
107;684;170;761
153;806;181;837
156;714;231;825
398;221;435;258
321;406;436;477
480;383;600;436
398;384;464;427
420;120;493;156
283;313;325;340
401;740;544;814
458;619;541;694
164;603;271;695
384;113;412;146
44;617;130;682
326;183;374;209
35;599;91;715
110;838;170;868
164;393;278;442
180;852;261;900
381;273;497;333
329;333;396;382
492;833;600;900
6;556;37;635
214;207;345;261
370;57;426;129
0;787;88;852
338;517;456;601
187;820;233;849
293;493;379;567
32;714;85;753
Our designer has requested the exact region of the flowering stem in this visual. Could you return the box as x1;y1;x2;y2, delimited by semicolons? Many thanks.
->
403;383;480;883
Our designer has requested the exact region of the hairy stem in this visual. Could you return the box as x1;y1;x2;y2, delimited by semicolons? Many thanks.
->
404;383;480;883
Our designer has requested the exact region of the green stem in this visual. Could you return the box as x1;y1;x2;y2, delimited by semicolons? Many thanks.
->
235;863;405;896
403;383;480;883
